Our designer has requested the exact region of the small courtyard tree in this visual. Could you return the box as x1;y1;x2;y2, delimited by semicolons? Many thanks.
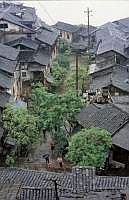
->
3;105;39;157
66;127;112;167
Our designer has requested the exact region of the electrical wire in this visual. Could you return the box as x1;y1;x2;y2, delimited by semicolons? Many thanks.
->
37;0;56;24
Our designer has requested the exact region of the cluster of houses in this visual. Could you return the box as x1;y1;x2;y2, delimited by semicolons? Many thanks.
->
0;166;128;199
53;17;129;170
0;2;129;199
0;2;62;158
0;3;96;160
76;19;129;169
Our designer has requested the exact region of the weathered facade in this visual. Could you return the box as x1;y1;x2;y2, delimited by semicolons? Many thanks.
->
53;21;78;42
0;2;59;99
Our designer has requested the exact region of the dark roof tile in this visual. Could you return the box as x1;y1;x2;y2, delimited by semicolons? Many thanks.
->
0;43;19;61
54;21;78;33
6;37;39;50
0;72;14;89
0;57;17;74
0;91;11;108
36;27;59;46
76;103;129;135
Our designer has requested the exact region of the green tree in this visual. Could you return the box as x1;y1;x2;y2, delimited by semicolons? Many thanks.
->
66;127;112;167
60;91;84;133
58;38;70;54
3;105;39;149
5;155;15;167
64;65;89;94
51;66;67;88
29;84;64;133
29;85;84;136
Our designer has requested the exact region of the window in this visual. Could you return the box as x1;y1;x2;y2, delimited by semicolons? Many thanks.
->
27;33;32;39
22;72;27;77
60;31;62;37
0;23;8;28
67;33;70;39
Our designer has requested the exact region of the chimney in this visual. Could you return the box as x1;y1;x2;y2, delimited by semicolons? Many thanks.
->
72;166;96;193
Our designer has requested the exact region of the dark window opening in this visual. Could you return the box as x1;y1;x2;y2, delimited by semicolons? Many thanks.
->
0;23;8;28
67;33;70;39
22;72;27;77
60;31;62;37
27;33;32;39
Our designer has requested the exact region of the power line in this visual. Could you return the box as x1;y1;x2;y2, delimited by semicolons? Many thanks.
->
37;0;56;24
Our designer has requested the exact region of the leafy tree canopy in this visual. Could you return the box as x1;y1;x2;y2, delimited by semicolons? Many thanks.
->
58;38;70;54
66;127;112;167
3;105;39;146
64;65;89;94
29;84;84;134
51;66;67;88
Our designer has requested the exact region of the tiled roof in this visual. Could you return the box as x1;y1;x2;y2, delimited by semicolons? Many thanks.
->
76;103;129;135
0;91;11;108
112;96;129;104
36;27;59;46
90;65;129;93
86;191;125;200
0;168;72;189
0;167;129;199
113;122;129;151
112;96;129;114
76;25;96;37
95;22;129;57
33;49;50;66
0;72;14;89
0;56;17;74
18;50;34;62
113;17;129;29
0;2;37;29
18;49;50;66
0;43;19;61
0;183;20;200
54;21;78;33
0;11;34;31
96;176;129;190
6;37;39;50
76;103;129;151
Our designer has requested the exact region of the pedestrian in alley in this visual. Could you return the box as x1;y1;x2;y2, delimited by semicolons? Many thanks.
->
43;153;50;165
50;141;55;156
57;156;64;169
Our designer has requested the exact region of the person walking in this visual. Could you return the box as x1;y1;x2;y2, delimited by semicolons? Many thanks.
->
50;141;55;156
43;154;50;165
57;156;63;168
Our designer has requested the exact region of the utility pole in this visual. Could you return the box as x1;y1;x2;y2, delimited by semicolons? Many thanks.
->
84;8;92;52
75;54;79;97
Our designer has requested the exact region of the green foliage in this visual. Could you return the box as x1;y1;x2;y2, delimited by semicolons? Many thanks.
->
54;53;70;69
60;91;84;122
52;131;68;152
29;85;64;132
51;66;67;87
53;39;71;70
58;38;70;54
66;127;112;167
5;155;15;167
64;65;89;94
3;105;39;146
29;85;84;135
